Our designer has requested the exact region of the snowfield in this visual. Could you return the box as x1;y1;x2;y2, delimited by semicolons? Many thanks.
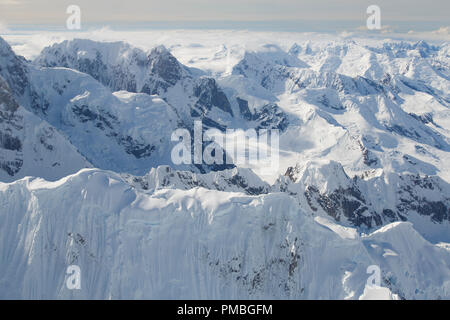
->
0;30;449;299
1;169;449;299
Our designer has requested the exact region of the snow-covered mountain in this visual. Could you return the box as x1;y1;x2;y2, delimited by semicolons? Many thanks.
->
0;37;289;176
123;165;270;195
275;160;450;242
0;34;449;299
0;37;184;176
0;72;90;182
1;168;449;299
35;39;289;134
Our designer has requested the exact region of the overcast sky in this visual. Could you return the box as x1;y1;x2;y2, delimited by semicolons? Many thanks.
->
0;0;449;30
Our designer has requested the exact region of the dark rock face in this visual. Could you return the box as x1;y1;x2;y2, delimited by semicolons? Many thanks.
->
77;53;109;86
236;97;289;131
0;78;19;113
193;78;233;116
29;89;50;114
71;104;155;159
124;166;269;195
80;54;138;92
119;136;155;159
224;174;268;195
38;128;55;151
37;41;188;97
140;79;169;96
356;139;379;167
280;164;450;230
35;40;140;93
0;38;29;98
0;159;23;176
304;184;383;228
253;103;289;131
148;46;184;87
237;97;253;120
396;174;450;224
71;104;116;129
0;76;24;176
141;47;187;95
0;131;22;152
362;148;378;166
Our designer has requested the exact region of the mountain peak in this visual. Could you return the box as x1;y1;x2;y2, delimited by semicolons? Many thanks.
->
285;160;351;193
0;36;29;97
148;45;187;85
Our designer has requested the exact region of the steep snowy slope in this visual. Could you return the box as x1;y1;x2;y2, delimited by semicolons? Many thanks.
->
0;36;28;99
0;37;183;176
1;168;449;299
0;74;90;182
34;39;290;133
24;66;180;174
222;41;450;184
34;39;193;94
0;37;290;176
123;165;270;195
275;160;450;242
